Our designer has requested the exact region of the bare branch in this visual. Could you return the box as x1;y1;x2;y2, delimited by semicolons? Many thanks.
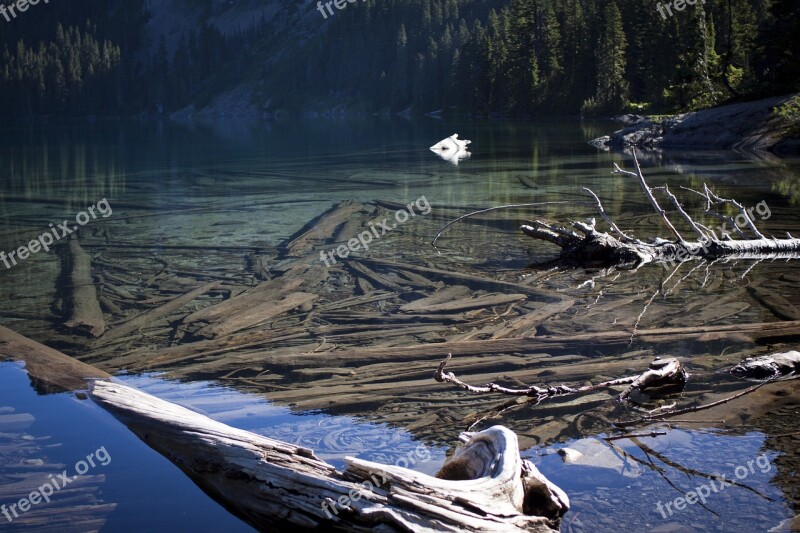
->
582;188;635;242
614;153;684;242
652;185;709;240
435;354;686;404
703;185;765;239
431;201;581;248
615;379;777;428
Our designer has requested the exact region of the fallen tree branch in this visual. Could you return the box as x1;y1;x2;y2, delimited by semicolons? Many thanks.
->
431;201;584;249
614;379;777;428
520;154;800;268
603;431;667;441
434;354;686;403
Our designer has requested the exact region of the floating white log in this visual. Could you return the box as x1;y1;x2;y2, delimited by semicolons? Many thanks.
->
430;134;472;165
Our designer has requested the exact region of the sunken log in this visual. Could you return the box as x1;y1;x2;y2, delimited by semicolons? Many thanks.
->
62;238;106;337
90;380;568;532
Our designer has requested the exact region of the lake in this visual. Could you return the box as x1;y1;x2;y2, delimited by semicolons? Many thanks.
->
1;117;798;531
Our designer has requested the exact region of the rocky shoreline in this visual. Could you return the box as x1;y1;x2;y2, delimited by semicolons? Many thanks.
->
590;94;800;155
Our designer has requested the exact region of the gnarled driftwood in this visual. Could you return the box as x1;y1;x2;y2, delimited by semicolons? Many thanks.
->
90;380;568;532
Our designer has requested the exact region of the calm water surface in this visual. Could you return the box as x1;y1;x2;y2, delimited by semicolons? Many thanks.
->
1;118;799;531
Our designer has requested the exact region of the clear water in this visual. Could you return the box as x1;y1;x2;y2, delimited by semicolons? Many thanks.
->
1;117;799;531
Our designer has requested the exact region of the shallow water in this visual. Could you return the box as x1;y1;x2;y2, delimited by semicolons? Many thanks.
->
1;118;799;531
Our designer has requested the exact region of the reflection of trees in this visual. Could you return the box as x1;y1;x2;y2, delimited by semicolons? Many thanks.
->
1;131;124;209
772;175;800;206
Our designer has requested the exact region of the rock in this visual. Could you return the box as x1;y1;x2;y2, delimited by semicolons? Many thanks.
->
589;94;800;154
558;438;642;479
612;114;648;126
590;120;664;150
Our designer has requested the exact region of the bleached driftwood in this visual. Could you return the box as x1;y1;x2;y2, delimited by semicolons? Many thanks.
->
90;380;568;532
617;357;687;401
430;134;471;165
521;153;800;267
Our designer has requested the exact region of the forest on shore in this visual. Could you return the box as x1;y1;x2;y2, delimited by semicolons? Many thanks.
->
0;0;797;118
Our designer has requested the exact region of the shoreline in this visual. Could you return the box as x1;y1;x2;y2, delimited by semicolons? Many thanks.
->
589;94;800;156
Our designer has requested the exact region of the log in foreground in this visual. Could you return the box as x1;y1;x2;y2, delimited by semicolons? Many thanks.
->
90;380;568;532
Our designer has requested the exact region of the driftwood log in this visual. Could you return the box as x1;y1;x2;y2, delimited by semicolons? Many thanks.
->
436;354;687;404
730;351;800;380
520;153;800;267
435;350;796;430
0;324;569;532
89;380;568;532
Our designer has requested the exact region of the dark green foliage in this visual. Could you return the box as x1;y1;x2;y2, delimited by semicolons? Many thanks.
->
0;0;796;118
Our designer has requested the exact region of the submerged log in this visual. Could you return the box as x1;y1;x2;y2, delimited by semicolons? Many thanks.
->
280;200;382;259
90;380;568;532
97;281;221;345
61;238;106;337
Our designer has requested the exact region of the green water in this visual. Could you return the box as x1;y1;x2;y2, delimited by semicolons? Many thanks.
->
1;118;799;531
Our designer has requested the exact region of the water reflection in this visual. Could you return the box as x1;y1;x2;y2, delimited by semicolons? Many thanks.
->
530;429;792;532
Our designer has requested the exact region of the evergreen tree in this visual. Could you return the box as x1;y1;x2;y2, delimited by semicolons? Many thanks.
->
594;1;629;112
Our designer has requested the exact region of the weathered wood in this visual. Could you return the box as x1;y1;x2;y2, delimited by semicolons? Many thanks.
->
730;351;800;379
281;201;381;258
434;354;686;404
747;287;800;320
122;318;800;377
523;219;800;267
194;291;317;339
62;238;106;337
90;380;567;532
347;260;409;293
618;357;687;401
399;286;475;312
183;265;325;326
488;299;576;339
521;155;800;267
359;258;559;301
97;281;221;345
403;293;527;314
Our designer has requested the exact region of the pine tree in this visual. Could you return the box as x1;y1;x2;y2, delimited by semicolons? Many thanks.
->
594;1;628;111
